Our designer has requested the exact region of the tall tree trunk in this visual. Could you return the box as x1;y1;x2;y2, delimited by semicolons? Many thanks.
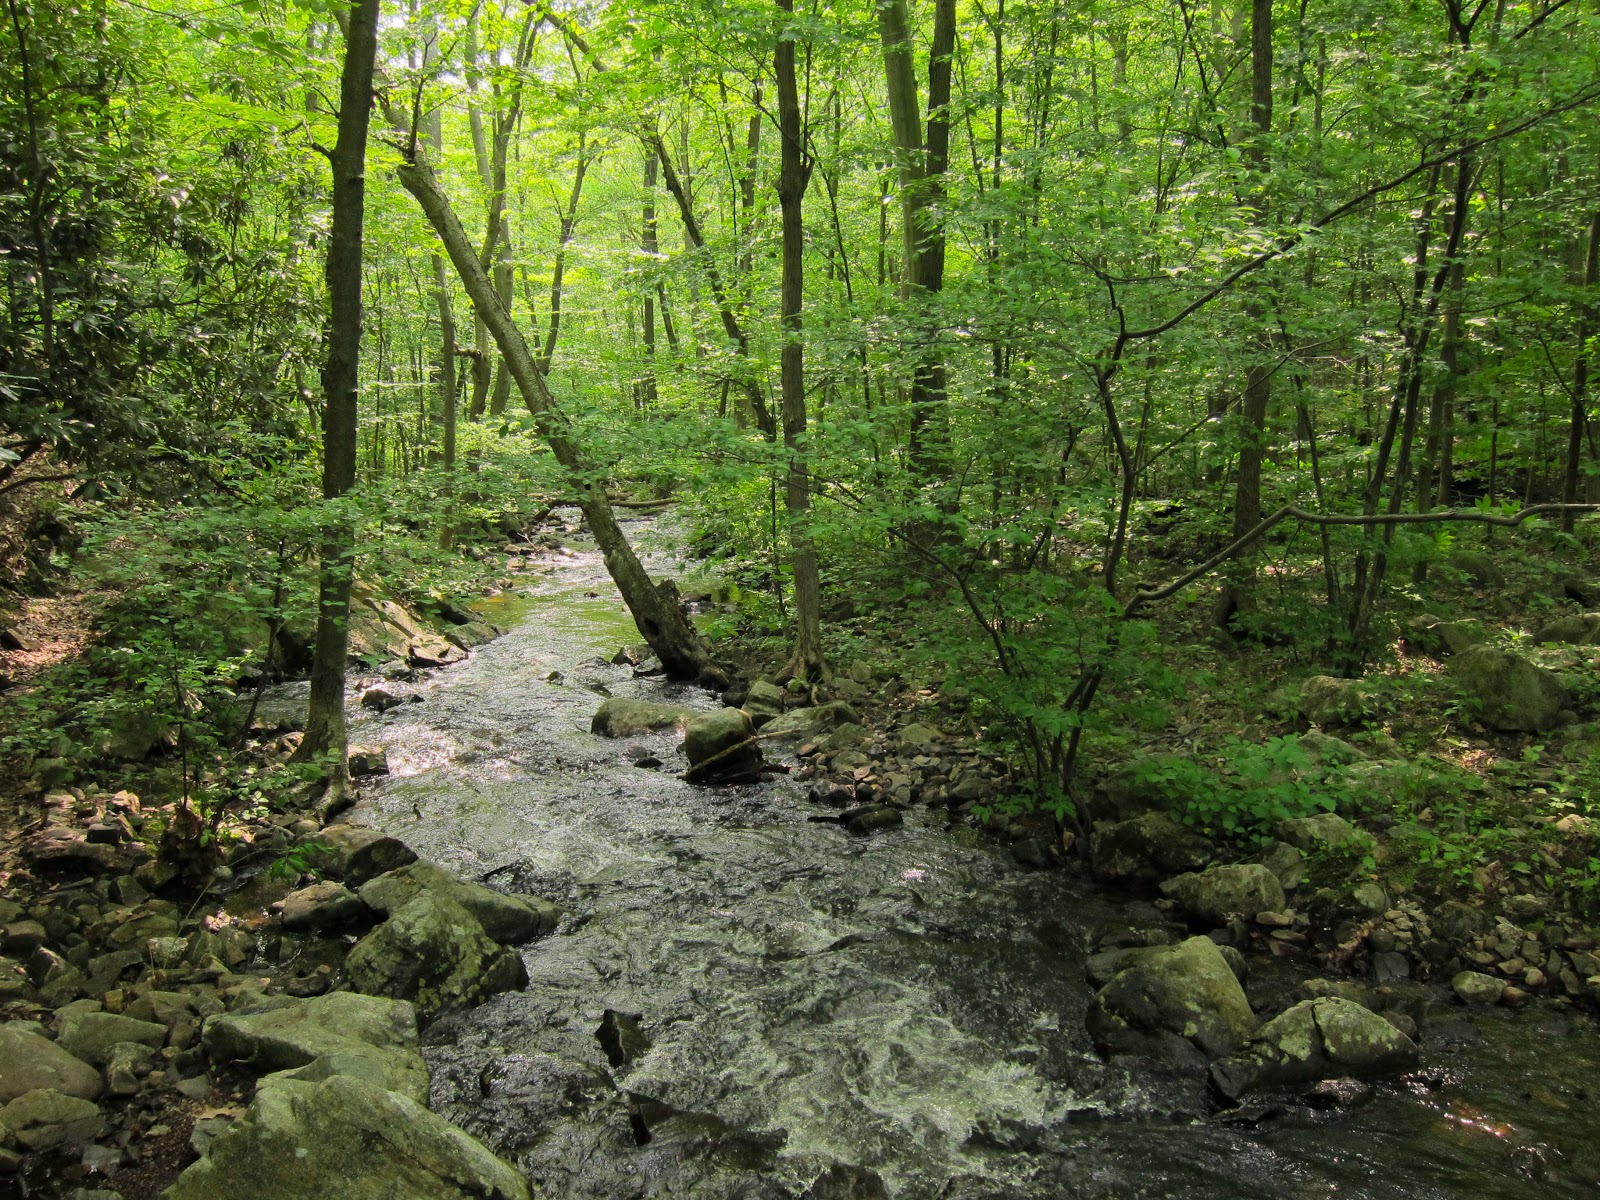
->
877;0;956;549
391;138;709;679
538;136;590;376
1214;0;1274;630
636;146;660;410
293;0;381;805
428;108;458;547
1564;176;1600;531
775;0;824;682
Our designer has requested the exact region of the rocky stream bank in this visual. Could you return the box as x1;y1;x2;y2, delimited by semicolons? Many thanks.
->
2;519;1599;1198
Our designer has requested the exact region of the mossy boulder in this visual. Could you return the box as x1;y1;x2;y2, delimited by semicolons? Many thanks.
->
590;697;689;738
1209;997;1418;1100
346;894;527;1020
163;1074;529;1200
761;701;861;742
1532;613;1600;646
1090;812;1216;882
1160;863;1286;926
1086;936;1256;1065
1451;645;1568;732
358;861;557;945
202;991;430;1103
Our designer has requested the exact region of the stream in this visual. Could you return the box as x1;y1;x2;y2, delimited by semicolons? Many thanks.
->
344;517;1600;1199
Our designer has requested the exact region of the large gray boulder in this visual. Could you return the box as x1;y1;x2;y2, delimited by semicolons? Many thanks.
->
163;1074;529;1200
1298;676;1370;728
590;697;689;738
55;1010;166;1066
1209;997;1419;1100
760;701;861;742
308;824;417;886
0;1025;102;1102
1531;613;1600;646
1452;645;1568;732
0;1088;104;1151
1086;936;1256;1065
358;861;557;945
1160;863;1286;926
202;992;429;1103
1090;812;1215;882
346;894;527;1020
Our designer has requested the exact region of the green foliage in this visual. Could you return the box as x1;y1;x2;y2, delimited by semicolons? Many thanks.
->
1130;735;1354;846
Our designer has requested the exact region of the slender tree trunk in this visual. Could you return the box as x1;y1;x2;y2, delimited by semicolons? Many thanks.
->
538;137;589;376
1214;0;1273;630
636;146;661;410
392;138;708;679
431;106;458;548
1564;181;1600;531
294;0;381;805
878;0;956;548
775;0;824;682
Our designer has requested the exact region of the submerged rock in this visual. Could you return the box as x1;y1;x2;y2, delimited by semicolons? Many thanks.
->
590;697;690;738
164;1074;529;1200
1451;645;1568;732
1209;997;1419;1101
202;991;429;1103
346;893;527;1020
1086;936;1256;1065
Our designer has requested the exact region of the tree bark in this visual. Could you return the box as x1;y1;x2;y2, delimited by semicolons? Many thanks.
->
294;0;381;800
1564;177;1600;531
775;0;824;682
391;138;709;679
877;0;956;546
1214;0;1273;631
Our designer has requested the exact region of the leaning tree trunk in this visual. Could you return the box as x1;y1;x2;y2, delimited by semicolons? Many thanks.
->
294;0;382;802
392;140;708;679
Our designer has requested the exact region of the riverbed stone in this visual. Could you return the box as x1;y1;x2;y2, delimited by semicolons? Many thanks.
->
1086;936;1256;1065
761;701;861;742
346;894;527;1020
1451;970;1506;1005
743;681;786;725
1209;997;1419;1101
0;1088;104;1151
408;632;467;668
0;1025;102;1102
202;992;429;1103
104;1040;157;1096
683;708;756;769
56;1010;166;1066
590;697;690;738
358;861;557;945
163;1074;529;1200
1451;645;1568;732
1160;864;1286;926
307;824;417;886
280;881;371;932
1090;812;1215;882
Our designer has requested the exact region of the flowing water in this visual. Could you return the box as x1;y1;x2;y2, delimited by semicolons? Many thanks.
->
347;518;1600;1199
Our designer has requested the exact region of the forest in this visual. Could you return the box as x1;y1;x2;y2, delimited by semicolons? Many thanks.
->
2;0;1600;1196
